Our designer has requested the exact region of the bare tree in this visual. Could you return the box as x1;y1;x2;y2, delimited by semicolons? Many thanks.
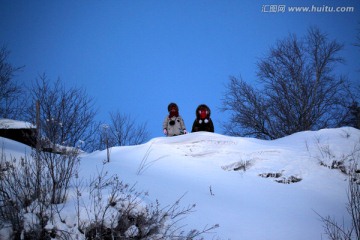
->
0;46;25;119
338;26;360;130
27;74;99;151
107;111;149;147
341;101;360;129
222;27;353;139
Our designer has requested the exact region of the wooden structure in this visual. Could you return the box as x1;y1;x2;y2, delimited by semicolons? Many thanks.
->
0;119;37;148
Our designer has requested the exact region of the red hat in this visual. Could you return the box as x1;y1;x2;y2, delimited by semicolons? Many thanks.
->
196;104;211;119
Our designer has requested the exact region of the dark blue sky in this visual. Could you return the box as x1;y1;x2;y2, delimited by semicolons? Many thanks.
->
1;0;359;139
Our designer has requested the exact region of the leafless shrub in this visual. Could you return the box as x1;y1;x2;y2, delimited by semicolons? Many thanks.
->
0;152;49;239
259;172;302;184
1;145;217;239
232;160;252;172
76;168;219;239
221;158;254;172
312;136;360;175
314;136;360;240
0;146;79;239
259;172;282;178
318;166;360;240
275;176;302;184
36;148;80;204
347;169;360;239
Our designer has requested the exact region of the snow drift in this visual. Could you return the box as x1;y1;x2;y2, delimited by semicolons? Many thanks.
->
1;127;359;239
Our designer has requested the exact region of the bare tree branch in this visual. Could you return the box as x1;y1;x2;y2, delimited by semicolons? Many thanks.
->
0;46;26;119
27;74;99;151
222;27;355;139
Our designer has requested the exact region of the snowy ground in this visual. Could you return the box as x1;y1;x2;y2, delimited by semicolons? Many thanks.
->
1;127;359;239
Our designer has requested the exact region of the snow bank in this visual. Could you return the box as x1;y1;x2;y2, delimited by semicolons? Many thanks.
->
1;127;359;239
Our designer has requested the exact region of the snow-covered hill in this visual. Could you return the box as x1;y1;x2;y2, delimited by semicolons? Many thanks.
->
1;127;359;239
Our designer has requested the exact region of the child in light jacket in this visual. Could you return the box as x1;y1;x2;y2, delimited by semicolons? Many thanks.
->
163;103;187;136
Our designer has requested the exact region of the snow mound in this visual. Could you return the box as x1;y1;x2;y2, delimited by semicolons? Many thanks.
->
1;127;359;239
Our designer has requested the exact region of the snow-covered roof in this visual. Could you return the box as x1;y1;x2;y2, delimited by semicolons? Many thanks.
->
0;118;36;129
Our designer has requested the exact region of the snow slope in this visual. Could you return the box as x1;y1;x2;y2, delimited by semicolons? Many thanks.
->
1;127;359;239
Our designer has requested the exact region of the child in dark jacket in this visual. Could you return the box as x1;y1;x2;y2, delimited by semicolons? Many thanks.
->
191;104;214;132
